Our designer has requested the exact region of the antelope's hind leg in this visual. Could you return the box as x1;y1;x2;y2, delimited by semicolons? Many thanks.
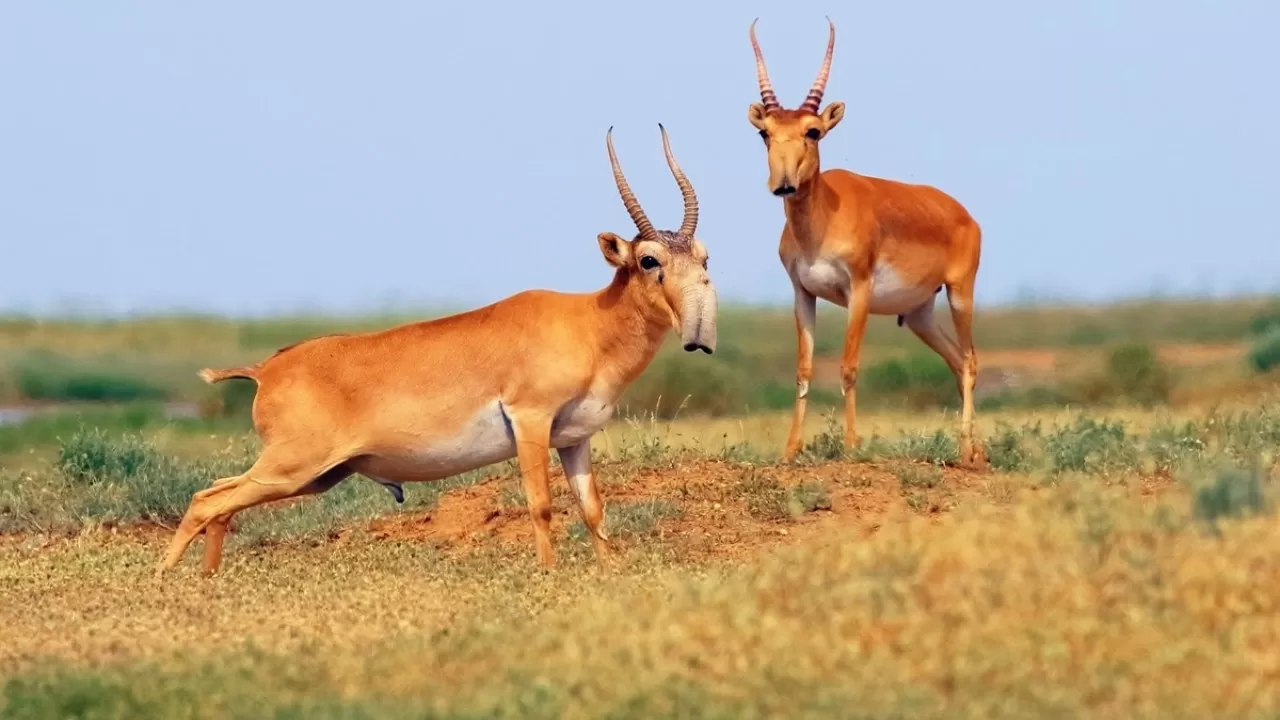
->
945;279;988;470
901;302;965;398
157;452;353;577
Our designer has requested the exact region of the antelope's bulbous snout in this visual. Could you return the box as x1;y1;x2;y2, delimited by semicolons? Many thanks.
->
767;158;802;198
678;280;718;356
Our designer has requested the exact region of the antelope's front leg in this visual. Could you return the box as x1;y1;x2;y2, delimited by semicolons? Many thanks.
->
840;282;872;450
510;412;557;567
556;442;610;561
783;285;818;461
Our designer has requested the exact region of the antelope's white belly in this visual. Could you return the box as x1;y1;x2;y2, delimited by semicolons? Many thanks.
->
795;256;850;306
795;256;938;316
348;396;614;484
550;395;616;448
868;263;940;315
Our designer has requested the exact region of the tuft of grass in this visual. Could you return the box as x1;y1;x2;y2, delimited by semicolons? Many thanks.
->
1;429;406;540
984;421;1041;472
734;469;832;522
852;429;961;467
735;467;791;522
798;411;847;462
891;461;943;490
604;499;683;539
1144;420;1208;474
1044;416;1137;474
785;479;832;517
56;428;155;484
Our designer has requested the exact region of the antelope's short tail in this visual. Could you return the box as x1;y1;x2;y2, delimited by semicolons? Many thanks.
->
198;366;259;384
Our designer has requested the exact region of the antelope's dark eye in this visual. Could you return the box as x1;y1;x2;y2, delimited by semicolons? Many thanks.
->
639;256;660;271
805;128;821;140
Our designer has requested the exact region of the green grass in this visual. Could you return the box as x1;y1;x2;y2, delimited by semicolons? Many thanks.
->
2;295;1275;413
5;404;1278;538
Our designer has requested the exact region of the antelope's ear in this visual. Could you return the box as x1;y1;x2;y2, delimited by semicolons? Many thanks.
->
820;101;846;132
597;232;632;268
747;103;769;131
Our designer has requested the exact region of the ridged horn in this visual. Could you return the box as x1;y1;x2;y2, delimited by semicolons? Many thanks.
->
798;17;835;114
606;127;659;242
749;19;781;111
658;123;698;239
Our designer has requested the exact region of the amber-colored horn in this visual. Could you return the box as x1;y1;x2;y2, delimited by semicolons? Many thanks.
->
749;19;781;111
658;124;698;239
606;127;659;242
798;18;835;114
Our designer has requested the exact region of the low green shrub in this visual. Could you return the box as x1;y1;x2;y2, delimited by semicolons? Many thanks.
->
859;352;957;410
1248;328;1280;373
11;351;167;403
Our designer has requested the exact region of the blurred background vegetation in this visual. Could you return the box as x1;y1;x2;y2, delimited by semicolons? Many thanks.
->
0;295;1276;426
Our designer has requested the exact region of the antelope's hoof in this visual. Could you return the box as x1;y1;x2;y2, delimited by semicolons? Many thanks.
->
961;443;990;472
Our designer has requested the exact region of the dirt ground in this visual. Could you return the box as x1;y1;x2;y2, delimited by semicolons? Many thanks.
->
2;456;1174;570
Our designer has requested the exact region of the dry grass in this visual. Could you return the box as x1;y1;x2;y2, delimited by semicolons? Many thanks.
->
1;398;1279;717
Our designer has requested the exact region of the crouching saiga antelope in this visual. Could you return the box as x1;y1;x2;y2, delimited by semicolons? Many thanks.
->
157;124;717;576
747;18;987;468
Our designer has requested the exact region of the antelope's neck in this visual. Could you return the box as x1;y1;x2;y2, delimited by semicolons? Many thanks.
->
783;173;832;255
587;272;670;390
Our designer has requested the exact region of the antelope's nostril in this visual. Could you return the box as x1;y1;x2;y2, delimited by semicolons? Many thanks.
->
772;183;796;196
683;343;698;352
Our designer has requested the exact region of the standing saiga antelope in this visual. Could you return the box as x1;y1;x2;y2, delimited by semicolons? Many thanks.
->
746;18;987;468
156;124;718;577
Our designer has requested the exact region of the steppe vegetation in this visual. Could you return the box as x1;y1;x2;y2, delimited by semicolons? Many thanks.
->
2;296;1279;718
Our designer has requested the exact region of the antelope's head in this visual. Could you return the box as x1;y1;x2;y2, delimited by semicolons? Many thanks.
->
746;18;845;197
597;125;718;354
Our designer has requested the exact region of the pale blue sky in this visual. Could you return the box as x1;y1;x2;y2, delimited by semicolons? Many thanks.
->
1;1;1276;316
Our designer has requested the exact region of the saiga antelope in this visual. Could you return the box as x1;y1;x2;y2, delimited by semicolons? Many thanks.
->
156;125;718;576
746;18;987;468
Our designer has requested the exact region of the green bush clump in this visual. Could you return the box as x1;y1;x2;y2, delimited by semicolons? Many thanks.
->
12;352;167;403
1072;343;1173;408
1248;328;1280;373
1247;308;1280;337
859;352;957;409
1044;417;1136;474
1193;465;1272;530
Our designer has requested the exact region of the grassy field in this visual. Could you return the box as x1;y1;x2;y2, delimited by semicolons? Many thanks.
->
2;297;1280;718
2;296;1279;417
